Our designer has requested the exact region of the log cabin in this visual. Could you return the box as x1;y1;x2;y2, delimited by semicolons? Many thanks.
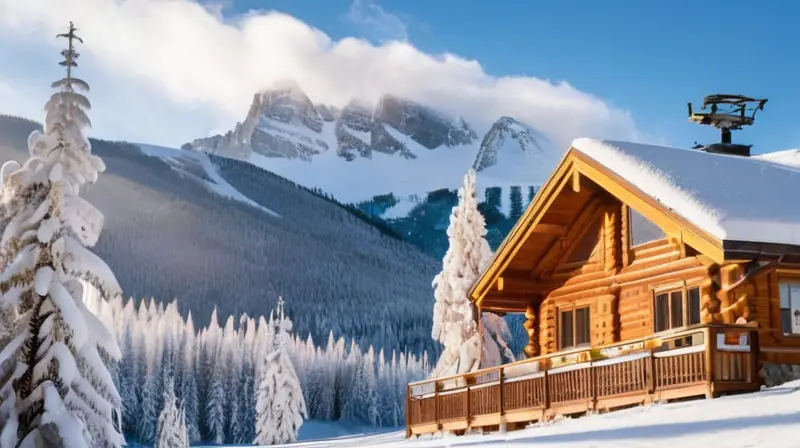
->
406;138;800;437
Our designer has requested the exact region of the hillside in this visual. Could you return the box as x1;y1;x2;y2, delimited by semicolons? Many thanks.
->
0;114;440;356
271;381;800;447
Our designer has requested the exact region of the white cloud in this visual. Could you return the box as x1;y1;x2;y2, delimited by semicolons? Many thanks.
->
0;0;644;149
346;0;408;43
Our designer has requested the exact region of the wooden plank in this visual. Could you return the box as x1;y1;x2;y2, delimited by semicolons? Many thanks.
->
572;169;581;193
533;223;567;236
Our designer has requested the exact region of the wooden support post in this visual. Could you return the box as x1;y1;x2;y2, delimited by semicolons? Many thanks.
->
523;304;539;358
705;327;717;398
646;349;655;394
465;383;471;428
405;384;411;438
434;381;440;430
543;369;550;410
497;367;506;434
750;329;760;385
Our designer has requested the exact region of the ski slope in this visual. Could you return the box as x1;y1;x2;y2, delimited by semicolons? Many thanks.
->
271;380;800;447
136;143;281;217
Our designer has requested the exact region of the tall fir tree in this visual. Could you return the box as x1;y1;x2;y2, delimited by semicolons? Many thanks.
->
180;312;201;443
0;22;124;447
509;185;523;221
154;377;189;448
254;298;307;445
429;169;493;378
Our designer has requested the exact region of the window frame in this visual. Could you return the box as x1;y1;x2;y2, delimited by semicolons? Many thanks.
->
778;279;800;336
558;303;592;350
628;206;667;249
651;281;702;334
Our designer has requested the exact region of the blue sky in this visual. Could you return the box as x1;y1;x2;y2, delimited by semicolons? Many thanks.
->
231;0;796;153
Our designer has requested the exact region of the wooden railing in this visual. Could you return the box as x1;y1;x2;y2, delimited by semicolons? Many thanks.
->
406;324;760;437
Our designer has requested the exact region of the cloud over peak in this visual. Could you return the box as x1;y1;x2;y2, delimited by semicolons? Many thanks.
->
0;0;641;149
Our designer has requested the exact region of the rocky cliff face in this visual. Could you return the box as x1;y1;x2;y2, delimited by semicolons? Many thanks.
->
371;95;477;156
186;80;479;162
473;116;555;174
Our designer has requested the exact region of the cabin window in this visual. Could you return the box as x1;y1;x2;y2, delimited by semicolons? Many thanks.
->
779;282;800;335
653;286;701;333
629;207;666;247
559;305;591;349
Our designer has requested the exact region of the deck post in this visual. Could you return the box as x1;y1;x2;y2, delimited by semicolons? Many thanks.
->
750;329;760;385
498;367;506;433
646;349;655;394
434;380;440;430
543;369;550;410
405;384;411;439
465;381;471;429
705;327;717;398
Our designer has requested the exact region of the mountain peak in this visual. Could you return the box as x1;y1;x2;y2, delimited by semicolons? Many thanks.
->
473;116;557;184
372;94;478;152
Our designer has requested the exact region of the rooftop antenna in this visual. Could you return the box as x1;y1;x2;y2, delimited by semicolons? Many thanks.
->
687;94;767;156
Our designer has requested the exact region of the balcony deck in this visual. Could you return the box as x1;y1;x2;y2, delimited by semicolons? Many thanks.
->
406;324;761;438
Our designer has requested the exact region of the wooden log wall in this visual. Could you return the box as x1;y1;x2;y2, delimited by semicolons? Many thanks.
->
535;202;714;352
728;268;800;364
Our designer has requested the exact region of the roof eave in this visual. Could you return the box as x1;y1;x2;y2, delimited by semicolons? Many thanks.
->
469;146;729;306
469;147;579;305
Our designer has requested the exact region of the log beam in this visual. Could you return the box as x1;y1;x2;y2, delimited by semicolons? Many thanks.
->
531;223;567;236
523;304;539;358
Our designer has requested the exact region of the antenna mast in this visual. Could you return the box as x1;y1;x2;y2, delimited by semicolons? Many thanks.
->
687;94;767;156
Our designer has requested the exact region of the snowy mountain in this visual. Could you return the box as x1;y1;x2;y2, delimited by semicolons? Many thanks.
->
184;81;558;207
473;116;559;187
0;114;439;356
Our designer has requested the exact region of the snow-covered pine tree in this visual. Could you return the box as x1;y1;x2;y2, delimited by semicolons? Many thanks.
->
429;169;493;379
253;298;307;445
154;377;189;448
118;300;139;435
0;22;124;447
359;346;380;426
180;312;201;443
204;336;226;444
237;317;257;443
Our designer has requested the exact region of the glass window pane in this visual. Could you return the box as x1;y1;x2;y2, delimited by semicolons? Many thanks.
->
791;286;800;309
670;291;684;329
575;307;590;345
780;283;791;308
654;293;669;332
560;310;574;349
688;287;701;325
629;207;666;247
782;309;792;334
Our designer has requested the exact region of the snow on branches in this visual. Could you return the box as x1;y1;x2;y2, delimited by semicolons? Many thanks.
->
254;297;307;445
0;22;123;448
154;377;189;448
430;169;492;378
430;169;515;378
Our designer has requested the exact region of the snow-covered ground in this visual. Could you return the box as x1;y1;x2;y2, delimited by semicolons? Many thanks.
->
270;381;800;447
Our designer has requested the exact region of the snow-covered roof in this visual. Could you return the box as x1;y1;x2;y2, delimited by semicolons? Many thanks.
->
572;138;800;246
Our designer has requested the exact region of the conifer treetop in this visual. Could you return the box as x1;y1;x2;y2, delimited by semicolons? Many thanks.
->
55;21;88;93
25;20;105;197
